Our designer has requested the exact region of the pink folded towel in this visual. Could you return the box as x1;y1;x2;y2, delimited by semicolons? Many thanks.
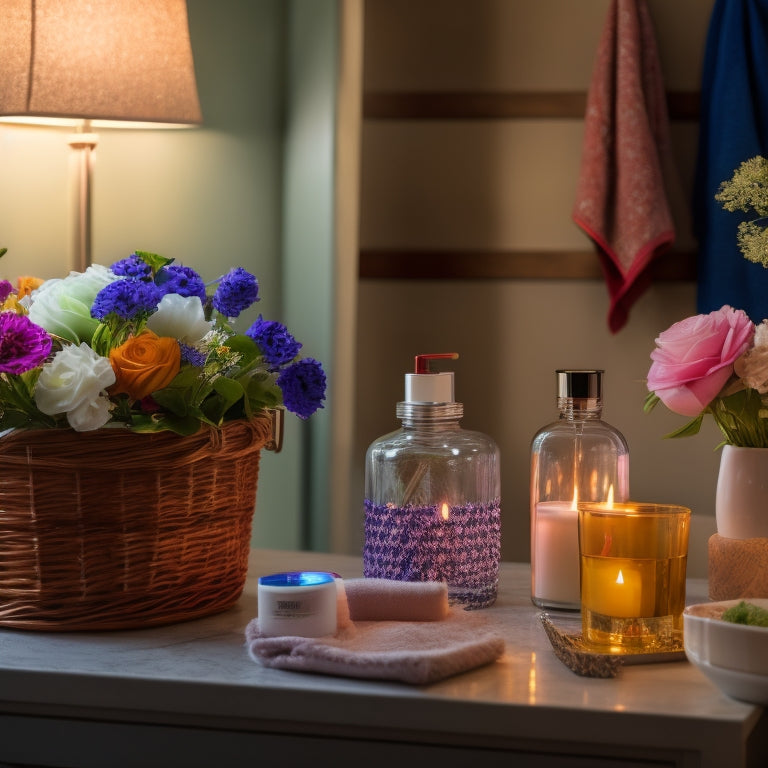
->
344;578;450;622
245;578;505;685
572;0;676;333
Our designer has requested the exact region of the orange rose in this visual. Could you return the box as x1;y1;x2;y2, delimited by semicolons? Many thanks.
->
17;276;44;298
109;330;181;401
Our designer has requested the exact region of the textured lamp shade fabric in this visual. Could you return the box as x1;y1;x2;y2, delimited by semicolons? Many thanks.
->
0;0;202;125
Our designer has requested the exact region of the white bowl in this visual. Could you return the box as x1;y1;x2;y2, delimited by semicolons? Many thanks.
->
684;598;768;704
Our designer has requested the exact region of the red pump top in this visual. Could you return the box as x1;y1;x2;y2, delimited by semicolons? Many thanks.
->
414;352;459;374
406;353;459;403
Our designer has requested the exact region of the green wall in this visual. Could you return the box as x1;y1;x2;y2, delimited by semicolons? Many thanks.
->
281;0;338;550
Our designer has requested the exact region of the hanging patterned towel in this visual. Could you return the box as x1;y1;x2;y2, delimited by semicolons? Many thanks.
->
572;0;675;333
693;0;768;322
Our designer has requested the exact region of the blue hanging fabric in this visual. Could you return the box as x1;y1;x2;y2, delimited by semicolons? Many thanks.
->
694;0;768;321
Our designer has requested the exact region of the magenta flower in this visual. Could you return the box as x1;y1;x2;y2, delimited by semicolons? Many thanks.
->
0;313;52;374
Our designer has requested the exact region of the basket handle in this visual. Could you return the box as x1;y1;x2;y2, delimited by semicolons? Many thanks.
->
264;408;284;454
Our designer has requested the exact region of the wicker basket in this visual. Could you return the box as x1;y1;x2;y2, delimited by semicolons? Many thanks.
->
0;413;277;631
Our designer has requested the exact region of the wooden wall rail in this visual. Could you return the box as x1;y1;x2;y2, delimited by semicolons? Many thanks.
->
359;249;697;281
363;90;700;121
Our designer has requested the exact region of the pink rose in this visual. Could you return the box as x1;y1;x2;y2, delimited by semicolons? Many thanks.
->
647;305;755;417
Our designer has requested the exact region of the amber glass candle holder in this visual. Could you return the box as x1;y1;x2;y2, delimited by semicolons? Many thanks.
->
578;502;690;654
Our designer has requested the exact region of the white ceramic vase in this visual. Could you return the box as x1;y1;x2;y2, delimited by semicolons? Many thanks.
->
715;445;768;539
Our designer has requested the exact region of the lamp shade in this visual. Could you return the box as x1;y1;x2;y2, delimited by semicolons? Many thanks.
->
0;0;202;126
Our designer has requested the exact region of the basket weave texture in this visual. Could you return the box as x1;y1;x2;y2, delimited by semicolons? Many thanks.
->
0;415;273;631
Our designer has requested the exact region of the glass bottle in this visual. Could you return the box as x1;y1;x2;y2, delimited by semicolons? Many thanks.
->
530;369;629;610
363;353;501;608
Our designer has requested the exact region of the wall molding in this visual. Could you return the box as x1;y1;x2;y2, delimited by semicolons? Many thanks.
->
359;249;697;281
363;90;700;121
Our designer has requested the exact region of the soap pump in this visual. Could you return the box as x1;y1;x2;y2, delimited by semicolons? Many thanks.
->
363;353;501;608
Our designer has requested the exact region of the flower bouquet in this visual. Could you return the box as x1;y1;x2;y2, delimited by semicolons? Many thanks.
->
0;249;326;433
645;157;768;600
644;155;768;449
644;304;768;448
0;250;327;630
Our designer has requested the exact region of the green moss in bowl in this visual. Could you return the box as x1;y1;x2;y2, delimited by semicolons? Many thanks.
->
721;601;768;627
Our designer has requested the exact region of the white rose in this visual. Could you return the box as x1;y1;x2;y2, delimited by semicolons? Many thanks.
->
64;394;114;432
28;264;117;343
733;320;768;394
735;349;768;394
755;320;768;349
146;293;213;344
35;343;117;431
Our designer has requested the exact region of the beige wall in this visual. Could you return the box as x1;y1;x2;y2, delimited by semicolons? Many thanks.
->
353;0;719;576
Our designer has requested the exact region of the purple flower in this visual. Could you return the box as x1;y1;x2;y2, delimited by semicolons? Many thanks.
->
0;313;52;374
180;343;207;367
245;315;301;367
277;358;326;419
156;265;207;302
91;278;163;321
0;281;14;303
212;267;259;318
110;254;153;280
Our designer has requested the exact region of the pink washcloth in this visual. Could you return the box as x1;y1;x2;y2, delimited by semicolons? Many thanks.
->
245;579;504;685
572;0;675;333
344;578;449;622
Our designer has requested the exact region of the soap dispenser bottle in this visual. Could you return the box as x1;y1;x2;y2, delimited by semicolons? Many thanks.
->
363;353;501;608
530;369;630;610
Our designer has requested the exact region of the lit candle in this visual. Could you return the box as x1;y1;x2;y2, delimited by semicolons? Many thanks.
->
534;487;617;607
533;491;580;605
437;501;454;583
579;500;690;651
582;559;643;618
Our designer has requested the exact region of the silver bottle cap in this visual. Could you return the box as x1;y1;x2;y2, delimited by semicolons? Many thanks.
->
556;369;603;400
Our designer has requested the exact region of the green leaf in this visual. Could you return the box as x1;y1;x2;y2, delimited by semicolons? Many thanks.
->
226;333;260;368
151;386;194;417
130;412;207;435
90;322;114;356
212;375;244;403
643;392;660;413
663;414;704;439
151;366;214;416
134;250;175;272
0;411;58;430
200;377;246;423
0;371;58;429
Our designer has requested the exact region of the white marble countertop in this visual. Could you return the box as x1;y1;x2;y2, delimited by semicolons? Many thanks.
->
0;549;765;767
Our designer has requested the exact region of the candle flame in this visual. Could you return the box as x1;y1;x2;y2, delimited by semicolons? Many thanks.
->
616;569;625;585
606;485;614;508
569;487;578;511
441;502;450;521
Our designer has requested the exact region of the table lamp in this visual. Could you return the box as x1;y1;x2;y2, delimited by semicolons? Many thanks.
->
0;0;203;272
